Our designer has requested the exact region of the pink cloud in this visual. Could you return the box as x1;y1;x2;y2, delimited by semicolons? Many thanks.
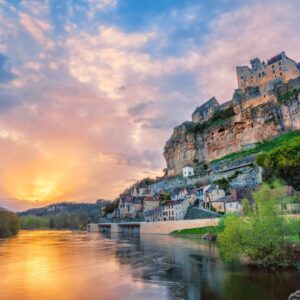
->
196;0;300;101
19;12;51;44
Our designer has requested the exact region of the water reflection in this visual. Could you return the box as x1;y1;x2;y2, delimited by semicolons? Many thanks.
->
0;231;299;300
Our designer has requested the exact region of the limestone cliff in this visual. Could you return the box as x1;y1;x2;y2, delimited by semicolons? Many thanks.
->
164;76;300;176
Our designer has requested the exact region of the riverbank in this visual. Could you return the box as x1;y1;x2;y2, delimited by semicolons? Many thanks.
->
173;223;300;269
0;210;20;238
172;226;221;238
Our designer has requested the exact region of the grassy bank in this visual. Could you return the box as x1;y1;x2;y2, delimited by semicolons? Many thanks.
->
211;130;300;163
172;226;222;236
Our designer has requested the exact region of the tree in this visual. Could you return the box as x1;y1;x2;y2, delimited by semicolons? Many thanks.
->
0;211;20;238
218;181;296;268
256;136;300;190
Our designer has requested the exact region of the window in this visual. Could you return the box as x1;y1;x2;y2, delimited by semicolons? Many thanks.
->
262;71;265;76
272;64;275;69
279;61;281;66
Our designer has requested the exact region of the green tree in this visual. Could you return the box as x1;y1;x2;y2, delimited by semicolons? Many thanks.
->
0;210;20;238
256;136;300;190
218;181;294;268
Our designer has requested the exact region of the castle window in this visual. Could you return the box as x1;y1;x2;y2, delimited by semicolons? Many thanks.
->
278;61;281;66
258;73;261;77
240;76;243;79
272;64;275;69
279;67;282;71
262;71;265;76
280;72;282;76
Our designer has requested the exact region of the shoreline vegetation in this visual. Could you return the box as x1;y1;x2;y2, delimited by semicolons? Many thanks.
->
0;210;20;238
173;181;300;269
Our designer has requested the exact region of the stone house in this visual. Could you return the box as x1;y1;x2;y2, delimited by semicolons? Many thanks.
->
144;207;163;222
197;185;226;206
182;165;194;178
225;199;242;214
143;196;160;212
192;97;219;123
171;188;188;201
225;188;254;214
162;201;184;221
211;198;226;213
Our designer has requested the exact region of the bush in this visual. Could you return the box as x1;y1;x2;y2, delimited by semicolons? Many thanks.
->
256;135;300;190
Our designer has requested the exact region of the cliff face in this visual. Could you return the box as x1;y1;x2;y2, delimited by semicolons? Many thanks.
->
164;76;300;176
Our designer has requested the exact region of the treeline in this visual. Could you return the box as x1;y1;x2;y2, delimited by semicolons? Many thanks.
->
0;210;20;238
21;212;90;230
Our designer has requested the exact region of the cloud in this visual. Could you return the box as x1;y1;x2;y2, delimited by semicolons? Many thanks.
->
0;54;16;83
127;101;153;116
66;26;200;99
195;0;300;101
19;12;51;44
1;0;300;210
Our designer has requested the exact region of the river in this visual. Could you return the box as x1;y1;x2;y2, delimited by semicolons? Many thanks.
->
0;230;299;300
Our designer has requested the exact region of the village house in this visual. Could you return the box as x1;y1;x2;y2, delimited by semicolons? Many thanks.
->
182;165;194;178
171;188;188;201
225;188;254;214
143;196;160;212
197;184;226;209
144;207;163;222
162;201;184;221
211;198;226;213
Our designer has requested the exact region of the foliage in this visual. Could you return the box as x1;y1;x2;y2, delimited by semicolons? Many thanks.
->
213;172;241;194
256;135;300;190
20;211;90;230
211;130;300;164
160;192;171;205
103;199;119;215
18;201;108;230
278;88;300;104
192;107;235;134
218;182;298;268
0;210;20;238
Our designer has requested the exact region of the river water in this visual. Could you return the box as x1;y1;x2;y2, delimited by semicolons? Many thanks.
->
0;230;299;300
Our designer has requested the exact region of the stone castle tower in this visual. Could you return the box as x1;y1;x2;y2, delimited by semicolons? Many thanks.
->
236;51;300;94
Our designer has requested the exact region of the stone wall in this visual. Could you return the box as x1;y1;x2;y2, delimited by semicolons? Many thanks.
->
140;218;219;234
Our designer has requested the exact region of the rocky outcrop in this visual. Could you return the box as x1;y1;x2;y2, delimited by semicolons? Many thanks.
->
164;76;300;176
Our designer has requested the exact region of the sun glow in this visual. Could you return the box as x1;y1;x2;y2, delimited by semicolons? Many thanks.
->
3;155;79;203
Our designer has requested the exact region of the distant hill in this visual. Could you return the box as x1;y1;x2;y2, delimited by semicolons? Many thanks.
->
18;200;110;222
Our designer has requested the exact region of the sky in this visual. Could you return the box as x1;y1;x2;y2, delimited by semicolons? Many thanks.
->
1;0;300;211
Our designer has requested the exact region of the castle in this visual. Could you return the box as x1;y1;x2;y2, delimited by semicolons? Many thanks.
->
164;51;300;176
